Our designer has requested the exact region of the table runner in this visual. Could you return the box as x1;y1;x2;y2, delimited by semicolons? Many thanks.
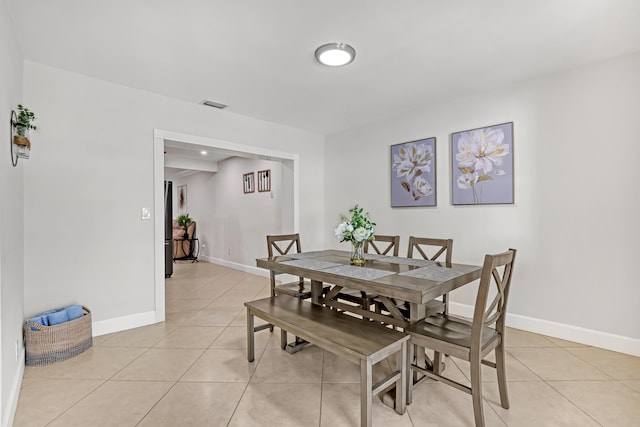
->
399;265;468;281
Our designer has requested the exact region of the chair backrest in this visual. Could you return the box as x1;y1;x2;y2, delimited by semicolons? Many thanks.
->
407;236;453;267
471;249;517;348
364;235;400;256
267;233;302;257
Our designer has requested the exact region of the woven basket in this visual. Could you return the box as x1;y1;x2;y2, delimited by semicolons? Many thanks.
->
24;306;93;366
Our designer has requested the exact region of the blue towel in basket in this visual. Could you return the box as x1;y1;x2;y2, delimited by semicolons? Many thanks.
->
26;315;48;327
26;305;84;329
47;309;69;326
66;305;84;320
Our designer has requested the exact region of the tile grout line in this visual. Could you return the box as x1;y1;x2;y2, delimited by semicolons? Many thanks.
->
225;325;274;425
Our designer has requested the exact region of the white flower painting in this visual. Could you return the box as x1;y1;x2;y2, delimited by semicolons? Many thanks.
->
391;137;436;207
452;122;514;205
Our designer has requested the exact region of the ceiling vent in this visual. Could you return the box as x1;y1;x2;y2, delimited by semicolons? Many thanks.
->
201;99;228;109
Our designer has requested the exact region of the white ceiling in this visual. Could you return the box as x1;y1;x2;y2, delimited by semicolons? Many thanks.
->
163;142;229;179
7;0;640;136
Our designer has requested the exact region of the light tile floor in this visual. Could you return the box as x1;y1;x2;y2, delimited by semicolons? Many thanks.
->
15;261;640;426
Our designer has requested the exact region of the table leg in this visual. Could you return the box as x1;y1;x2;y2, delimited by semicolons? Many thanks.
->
283;279;323;353
409;302;426;382
311;280;323;306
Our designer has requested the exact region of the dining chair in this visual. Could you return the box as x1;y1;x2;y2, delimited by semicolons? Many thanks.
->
266;233;330;348
406;248;517;427
375;237;453;320
335;235;400;312
267;233;320;299
407;236;453;316
364;235;400;256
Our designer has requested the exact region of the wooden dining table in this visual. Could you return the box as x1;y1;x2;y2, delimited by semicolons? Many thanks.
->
256;249;483;409
256;249;482;325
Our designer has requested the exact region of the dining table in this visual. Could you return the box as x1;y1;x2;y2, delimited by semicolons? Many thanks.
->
256;248;483;370
257;249;481;315
256;248;483;410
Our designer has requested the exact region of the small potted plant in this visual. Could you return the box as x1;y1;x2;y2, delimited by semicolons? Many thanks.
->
176;213;192;239
13;105;37;157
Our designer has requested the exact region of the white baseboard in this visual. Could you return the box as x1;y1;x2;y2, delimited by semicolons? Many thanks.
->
449;302;640;357
93;258;268;337
2;348;25;427
91;310;158;337
204;256;271;278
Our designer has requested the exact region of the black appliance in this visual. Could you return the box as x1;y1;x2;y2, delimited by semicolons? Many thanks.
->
164;180;173;278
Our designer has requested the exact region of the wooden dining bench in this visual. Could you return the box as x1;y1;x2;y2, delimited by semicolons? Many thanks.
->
245;294;409;427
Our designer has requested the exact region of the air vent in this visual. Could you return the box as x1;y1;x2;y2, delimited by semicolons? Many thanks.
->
201;99;228;109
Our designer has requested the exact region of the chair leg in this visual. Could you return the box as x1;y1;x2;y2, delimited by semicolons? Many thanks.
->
247;310;255;362
269;273;276;333
495;344;510;409
433;351;444;374
470;353;485;427
442;293;449;315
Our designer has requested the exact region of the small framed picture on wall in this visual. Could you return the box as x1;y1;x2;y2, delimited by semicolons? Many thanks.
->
243;172;255;193
257;169;271;192
178;185;187;213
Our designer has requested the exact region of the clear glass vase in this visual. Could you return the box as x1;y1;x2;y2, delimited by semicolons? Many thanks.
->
350;241;365;266
16;123;28;137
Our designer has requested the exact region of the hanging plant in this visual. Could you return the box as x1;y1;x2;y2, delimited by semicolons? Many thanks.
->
15;104;37;137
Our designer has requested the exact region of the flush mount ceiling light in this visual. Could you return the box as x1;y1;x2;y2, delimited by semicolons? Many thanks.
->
314;42;356;67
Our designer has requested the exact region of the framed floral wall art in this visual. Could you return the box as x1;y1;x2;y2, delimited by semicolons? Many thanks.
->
451;122;513;205
391;137;436;207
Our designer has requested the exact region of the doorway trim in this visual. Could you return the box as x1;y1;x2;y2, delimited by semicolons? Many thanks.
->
153;129;300;322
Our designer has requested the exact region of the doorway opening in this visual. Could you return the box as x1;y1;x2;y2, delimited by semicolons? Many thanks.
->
153;129;299;321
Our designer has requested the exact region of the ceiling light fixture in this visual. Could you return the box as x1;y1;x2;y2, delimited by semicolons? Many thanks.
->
200;151;208;156
314;42;356;67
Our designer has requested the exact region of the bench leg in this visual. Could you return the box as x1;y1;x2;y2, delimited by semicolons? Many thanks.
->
360;359;373;427
407;343;414;405
281;329;288;350
396;340;407;414
247;310;255;362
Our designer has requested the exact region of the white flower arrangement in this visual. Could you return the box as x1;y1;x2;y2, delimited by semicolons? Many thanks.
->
334;205;376;244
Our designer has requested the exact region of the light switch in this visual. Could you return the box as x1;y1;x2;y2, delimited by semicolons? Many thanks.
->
141;207;151;220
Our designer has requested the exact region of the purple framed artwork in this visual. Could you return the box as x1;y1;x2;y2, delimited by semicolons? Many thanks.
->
451;122;514;205
391;137;436;207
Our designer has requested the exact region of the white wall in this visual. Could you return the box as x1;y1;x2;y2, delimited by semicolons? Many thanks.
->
169;157;293;269
22;62;325;330
0;2;25;425
325;52;640;354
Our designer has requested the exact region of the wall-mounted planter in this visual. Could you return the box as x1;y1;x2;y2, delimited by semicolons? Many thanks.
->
14;135;31;159
10;107;36;165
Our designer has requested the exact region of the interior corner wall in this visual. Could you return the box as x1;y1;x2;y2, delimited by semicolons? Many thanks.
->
21;62;324;330
0;2;25;425
169;157;293;270
325;51;640;352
